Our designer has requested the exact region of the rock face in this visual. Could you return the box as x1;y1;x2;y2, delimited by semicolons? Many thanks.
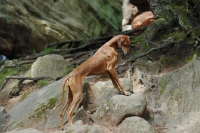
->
6;128;43;133
6;78;149;132
118;117;155;133
95;93;146;126
0;106;10;132
7;79;64;131
5;57;200;133
31;54;67;78
92;78;147;126
157;60;200;133
0;0;122;58
65;122;104;133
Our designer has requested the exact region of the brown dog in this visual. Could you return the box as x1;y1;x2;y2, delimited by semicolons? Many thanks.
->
54;35;131;129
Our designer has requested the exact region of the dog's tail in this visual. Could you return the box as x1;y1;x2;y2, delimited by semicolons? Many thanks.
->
53;77;69;109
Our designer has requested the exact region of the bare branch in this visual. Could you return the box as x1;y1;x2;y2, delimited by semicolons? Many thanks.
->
0;76;62;92
122;38;184;66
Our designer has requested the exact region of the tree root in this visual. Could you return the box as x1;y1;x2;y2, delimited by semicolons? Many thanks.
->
0;76;62;95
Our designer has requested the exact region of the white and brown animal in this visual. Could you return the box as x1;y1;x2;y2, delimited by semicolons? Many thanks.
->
122;0;139;31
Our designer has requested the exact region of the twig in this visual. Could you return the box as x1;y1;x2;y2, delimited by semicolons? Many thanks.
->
0;60;35;73
116;25;148;36
5;60;34;68
65;40;105;54
19;53;46;61
0;76;57;92
123;39;183;65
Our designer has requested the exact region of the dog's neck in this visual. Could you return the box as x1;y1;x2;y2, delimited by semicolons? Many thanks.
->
105;36;121;49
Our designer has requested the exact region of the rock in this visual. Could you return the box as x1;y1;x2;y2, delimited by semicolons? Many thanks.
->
7;78;93;131
0;1;122;58
157;60;200;133
65;124;104;133
118;117;155;133
92;78;133;105
73;107;91;125
7;78;65;131
92;78;147;126
154;114;165;126
0;55;7;61
0;106;10;132
31;54;67;78
6;128;43;133
132;67;150;93
94;93;146;126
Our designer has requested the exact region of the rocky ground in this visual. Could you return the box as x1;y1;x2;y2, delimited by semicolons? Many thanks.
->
1;53;200;133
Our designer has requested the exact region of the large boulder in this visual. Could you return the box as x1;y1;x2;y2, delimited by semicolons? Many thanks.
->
0;0;122;58
65;121;104;133
0;106;10;132
6;77;147;132
118;117;154;133
92;78;133;105
157;60;200;133
94;93;147;126
6;128;43;133
92;78;147;126
31;54;67;78
7;78;65;131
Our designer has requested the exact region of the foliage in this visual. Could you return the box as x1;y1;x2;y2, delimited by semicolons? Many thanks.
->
0;64;31;85
19;92;31;102
0;68;17;85
41;47;56;54
33;98;57;119
37;80;48;86
63;65;76;75
158;78;167;97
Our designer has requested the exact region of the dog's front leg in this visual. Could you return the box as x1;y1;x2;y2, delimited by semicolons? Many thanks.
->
108;68;131;96
107;72;123;93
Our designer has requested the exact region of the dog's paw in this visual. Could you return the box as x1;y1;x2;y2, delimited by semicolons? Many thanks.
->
124;91;131;96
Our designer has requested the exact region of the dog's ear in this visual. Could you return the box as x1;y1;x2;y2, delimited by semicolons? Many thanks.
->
117;37;125;46
126;36;130;44
126;36;130;40
120;37;125;43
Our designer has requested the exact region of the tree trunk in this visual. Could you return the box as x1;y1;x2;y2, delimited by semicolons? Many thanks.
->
145;0;200;41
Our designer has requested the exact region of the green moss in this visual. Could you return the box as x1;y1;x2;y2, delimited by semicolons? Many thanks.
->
63;65;76;75
0;64;31;85
19;92;31;102
33;98;57;119
0;68;17;85
41;47;56;54
158;29;185;41
169;89;175;100
160;56;175;67
37;79;48;86
158;78;167;97
185;49;199;63
175;90;183;101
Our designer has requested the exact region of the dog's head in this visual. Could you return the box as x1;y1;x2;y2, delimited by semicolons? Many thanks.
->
117;35;131;55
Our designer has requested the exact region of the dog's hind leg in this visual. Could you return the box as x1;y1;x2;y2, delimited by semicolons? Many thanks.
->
67;79;83;126
54;78;69;109
60;84;73;130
